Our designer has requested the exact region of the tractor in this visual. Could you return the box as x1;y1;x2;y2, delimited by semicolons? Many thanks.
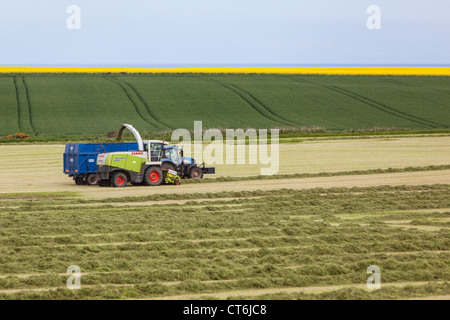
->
161;145;215;179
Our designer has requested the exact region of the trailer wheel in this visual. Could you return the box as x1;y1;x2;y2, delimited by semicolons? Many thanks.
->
112;172;128;187
86;174;98;186
75;176;85;185
144;167;163;186
189;167;203;179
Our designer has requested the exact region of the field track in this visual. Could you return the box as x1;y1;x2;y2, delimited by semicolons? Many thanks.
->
103;77;172;131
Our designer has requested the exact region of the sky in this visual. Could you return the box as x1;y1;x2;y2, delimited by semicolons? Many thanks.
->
0;0;449;66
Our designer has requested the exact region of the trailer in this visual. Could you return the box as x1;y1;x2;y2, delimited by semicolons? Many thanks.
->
63;142;139;185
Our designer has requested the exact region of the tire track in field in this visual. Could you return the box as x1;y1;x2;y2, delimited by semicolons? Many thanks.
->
22;77;37;135
283;76;312;84
13;76;36;135
379;78;413;87
380;77;450;96
113;77;173;129
286;76;442;128
103;77;170;131
327;85;445;128
202;77;300;127
227;82;302;126
284;75;315;85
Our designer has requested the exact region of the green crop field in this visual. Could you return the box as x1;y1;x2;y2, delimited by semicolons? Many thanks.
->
0;184;448;299
0;74;449;137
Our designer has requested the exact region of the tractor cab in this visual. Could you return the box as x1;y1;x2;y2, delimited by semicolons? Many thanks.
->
143;140;168;163
163;146;182;166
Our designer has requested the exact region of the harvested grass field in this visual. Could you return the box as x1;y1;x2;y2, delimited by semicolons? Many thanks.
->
0;135;449;299
0;185;448;299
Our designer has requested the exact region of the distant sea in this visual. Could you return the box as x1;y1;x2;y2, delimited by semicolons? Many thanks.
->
3;64;450;68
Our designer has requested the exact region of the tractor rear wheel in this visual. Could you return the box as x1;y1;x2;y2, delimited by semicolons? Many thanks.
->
144;166;163;186
112;172;128;187
86;174;98;186
189;167;203;179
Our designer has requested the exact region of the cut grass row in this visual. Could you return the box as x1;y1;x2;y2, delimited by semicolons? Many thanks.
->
182;165;450;184
1;183;448;206
225;282;450;300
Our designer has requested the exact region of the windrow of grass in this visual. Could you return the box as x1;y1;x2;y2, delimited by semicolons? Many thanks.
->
0;183;448;208
0;184;448;299
182;165;450;184
233;282;450;300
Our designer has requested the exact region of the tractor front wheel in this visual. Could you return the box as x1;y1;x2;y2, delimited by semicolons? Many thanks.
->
189;167;203;179
112;172;128;188
145;167;163;186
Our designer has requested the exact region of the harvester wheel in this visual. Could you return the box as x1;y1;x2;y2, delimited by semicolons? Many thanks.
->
144;166;163;186
112;172;128;187
75;177;85;185
86;174;98;186
189;167;203;179
99;180;111;187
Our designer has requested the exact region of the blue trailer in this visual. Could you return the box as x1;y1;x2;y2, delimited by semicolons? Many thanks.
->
63;142;139;185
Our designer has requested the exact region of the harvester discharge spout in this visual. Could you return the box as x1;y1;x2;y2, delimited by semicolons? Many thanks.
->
116;123;144;151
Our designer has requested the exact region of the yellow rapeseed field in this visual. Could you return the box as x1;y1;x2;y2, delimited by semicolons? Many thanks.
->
0;66;449;76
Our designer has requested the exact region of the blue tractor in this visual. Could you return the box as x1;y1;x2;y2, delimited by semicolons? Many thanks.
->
161;146;215;179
